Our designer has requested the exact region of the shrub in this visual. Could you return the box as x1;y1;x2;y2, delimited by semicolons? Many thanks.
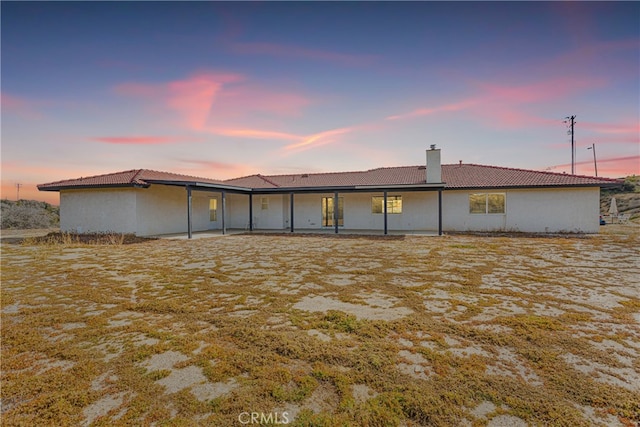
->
1;199;59;229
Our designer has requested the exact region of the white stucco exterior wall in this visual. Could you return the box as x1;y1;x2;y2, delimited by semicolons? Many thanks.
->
288;192;440;231
59;188;137;234
135;185;190;236
135;185;233;236
57;184;602;236
253;195;286;229
442;187;600;233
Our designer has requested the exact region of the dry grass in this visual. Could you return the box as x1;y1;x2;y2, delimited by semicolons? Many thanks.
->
1;225;639;426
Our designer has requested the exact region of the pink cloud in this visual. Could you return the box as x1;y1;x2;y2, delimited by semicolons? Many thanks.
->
386;98;480;121
167;73;243;130
115;71;312;136
545;155;640;177
580;121;640;135
230;42;378;67
91;136;192;145
475;77;606;105
212;128;302;141
1;93;44;119
176;159;255;180
282;127;354;152
213;84;310;118
386;76;606;129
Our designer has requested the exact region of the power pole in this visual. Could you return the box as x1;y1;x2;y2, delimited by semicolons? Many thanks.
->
587;143;598;177
564;115;576;174
15;183;22;201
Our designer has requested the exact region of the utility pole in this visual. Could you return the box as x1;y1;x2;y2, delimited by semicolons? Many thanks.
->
564;115;576;174
587;143;598;177
15;183;22;201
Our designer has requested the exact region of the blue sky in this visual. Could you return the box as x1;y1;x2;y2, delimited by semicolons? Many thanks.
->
2;1;638;203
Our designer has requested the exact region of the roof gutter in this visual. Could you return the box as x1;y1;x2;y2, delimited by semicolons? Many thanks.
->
37;183;150;192
143;179;252;192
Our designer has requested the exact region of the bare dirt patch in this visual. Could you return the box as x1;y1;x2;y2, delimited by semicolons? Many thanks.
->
1;228;638;425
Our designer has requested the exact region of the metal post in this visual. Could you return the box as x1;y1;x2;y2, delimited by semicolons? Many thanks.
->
186;186;192;239
438;189;443;236
383;191;388;235
249;193;253;231
290;193;295;233
587;144;598;177
334;192;339;234
221;191;226;235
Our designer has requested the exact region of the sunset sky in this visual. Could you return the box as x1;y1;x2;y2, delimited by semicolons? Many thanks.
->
2;1;638;204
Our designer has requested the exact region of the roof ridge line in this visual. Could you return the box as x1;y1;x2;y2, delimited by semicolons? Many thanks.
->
130;169;145;184
257;174;280;187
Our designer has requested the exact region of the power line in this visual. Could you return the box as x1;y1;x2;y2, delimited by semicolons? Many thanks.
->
15;183;23;201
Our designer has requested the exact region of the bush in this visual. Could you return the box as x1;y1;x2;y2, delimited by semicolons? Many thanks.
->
1;199;60;229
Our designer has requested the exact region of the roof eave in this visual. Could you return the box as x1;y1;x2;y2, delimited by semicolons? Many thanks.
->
446;182;623;191
37;183;149;192
143;179;252;192
251;183;445;194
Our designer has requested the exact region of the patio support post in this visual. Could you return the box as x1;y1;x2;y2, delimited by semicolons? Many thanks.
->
334;191;339;234
221;190;226;235
383;191;388;235
438;189;443;236
186;185;193;239
290;192;295;233
248;193;253;231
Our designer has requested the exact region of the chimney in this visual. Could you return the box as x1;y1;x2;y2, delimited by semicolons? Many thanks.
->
426;145;441;183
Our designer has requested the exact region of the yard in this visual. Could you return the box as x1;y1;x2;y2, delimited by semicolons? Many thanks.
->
1;226;639;426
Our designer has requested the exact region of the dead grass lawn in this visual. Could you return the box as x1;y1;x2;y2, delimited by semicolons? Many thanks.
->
1;226;639;426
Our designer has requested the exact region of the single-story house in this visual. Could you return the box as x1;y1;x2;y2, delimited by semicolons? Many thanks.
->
38;148;621;236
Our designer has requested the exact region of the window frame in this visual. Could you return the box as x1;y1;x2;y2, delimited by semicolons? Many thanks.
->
261;197;269;210
209;198;218;221
372;195;403;214
469;193;506;214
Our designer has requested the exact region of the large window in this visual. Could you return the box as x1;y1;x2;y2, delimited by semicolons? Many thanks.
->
469;193;505;214
372;196;402;214
209;198;218;221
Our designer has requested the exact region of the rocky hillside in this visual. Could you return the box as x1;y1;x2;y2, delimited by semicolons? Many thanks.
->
1;199;60;229
600;176;640;222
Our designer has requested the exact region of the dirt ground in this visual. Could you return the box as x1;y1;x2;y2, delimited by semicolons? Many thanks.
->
1;225;639;426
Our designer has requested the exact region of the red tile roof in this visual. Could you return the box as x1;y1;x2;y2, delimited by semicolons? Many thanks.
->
38;169;227;191
225;164;621;189
441;164;620;188
39;164;621;192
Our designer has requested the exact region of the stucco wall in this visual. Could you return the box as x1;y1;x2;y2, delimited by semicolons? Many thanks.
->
287;192;440;231
135;185;186;235
59;185;601;236
442;187;600;233
135;185;221;236
253;195;286;229
60;188;137;233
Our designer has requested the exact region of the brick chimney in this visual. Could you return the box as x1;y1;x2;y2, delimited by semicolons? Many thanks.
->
426;145;441;183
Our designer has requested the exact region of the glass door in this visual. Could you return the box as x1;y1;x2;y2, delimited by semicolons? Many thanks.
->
321;197;343;227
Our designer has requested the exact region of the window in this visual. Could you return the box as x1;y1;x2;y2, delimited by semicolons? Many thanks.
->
261;197;269;210
372;196;402;214
469;193;505;214
209;198;218;221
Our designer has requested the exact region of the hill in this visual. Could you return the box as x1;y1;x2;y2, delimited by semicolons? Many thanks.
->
1;199;60;229
600;175;640;222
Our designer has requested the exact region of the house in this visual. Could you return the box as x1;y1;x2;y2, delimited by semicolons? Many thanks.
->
38;148;621;236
